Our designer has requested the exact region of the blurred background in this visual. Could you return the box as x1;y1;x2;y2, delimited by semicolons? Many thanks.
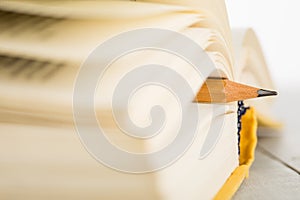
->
227;0;300;89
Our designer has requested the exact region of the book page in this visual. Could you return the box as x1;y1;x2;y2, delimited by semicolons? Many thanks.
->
0;8;202;62
0;0;190;19
0;1;240;199
231;28;276;117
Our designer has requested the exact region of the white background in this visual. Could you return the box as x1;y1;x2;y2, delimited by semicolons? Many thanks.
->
226;0;300;88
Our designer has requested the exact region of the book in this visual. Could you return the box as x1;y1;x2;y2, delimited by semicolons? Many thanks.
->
0;0;277;199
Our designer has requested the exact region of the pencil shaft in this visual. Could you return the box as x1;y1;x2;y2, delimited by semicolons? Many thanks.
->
195;78;277;103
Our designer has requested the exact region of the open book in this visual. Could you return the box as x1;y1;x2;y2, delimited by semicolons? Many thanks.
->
0;0;276;199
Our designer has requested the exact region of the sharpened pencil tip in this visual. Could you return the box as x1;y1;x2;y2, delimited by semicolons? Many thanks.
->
257;89;277;97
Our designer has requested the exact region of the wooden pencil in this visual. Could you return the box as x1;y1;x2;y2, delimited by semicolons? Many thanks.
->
195;78;277;103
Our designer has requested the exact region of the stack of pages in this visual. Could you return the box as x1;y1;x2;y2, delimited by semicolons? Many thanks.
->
0;0;276;199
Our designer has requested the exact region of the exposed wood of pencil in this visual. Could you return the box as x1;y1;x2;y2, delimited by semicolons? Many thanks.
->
195;78;277;103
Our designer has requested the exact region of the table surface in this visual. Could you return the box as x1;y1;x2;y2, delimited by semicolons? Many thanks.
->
233;87;300;199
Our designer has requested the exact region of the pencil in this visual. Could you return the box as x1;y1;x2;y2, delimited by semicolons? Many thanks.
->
195;78;277;103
